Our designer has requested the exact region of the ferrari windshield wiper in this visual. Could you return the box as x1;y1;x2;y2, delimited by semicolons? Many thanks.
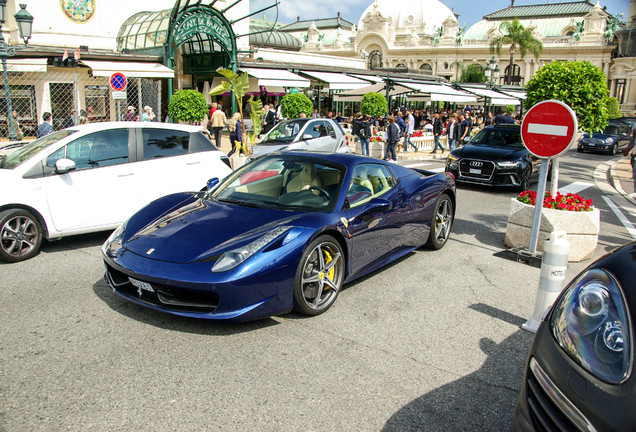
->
217;198;262;208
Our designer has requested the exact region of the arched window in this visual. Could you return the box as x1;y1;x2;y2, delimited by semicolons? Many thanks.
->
396;63;407;69
420;63;433;75
504;64;522;84
368;50;383;70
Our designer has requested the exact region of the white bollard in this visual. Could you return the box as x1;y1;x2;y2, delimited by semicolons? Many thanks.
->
522;230;570;333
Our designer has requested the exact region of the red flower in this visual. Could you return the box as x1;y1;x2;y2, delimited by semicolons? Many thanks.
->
516;190;593;212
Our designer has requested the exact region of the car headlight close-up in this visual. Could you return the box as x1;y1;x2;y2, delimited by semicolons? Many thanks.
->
447;154;459;168
212;226;291;272
605;137;614;144
551;268;633;384
496;161;521;169
102;220;128;257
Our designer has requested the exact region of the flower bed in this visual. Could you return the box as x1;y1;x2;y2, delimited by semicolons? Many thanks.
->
504;191;600;261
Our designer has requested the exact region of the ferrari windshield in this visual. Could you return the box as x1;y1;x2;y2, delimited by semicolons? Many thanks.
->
209;155;344;212
258;119;308;145
470;128;524;148
1;130;77;169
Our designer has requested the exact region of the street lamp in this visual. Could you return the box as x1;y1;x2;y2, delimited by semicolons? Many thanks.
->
484;56;500;86
1;2;34;141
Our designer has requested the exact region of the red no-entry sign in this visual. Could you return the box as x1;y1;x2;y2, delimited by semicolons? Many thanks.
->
109;72;127;92
521;100;578;159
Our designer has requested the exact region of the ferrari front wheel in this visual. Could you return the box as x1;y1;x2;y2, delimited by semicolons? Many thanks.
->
425;194;454;250
293;235;344;316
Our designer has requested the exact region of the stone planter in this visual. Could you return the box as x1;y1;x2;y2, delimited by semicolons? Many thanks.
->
504;198;600;262
229;155;248;170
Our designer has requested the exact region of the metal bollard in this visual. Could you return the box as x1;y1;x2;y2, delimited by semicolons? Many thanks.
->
522;230;570;333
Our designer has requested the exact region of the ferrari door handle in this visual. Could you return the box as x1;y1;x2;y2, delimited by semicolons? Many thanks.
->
187;161;201;165
118;173;134;177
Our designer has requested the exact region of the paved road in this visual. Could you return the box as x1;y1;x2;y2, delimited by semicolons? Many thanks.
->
1;149;633;431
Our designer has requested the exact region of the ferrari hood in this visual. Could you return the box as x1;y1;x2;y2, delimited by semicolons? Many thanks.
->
457;145;526;161
123;199;300;264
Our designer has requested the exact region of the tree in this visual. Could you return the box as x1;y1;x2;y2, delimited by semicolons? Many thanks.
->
490;18;543;85
452;62;486;83
280;93;313;119
606;97;621;119
525;61;610;133
209;68;249;152
168;90;208;124
360;92;388;117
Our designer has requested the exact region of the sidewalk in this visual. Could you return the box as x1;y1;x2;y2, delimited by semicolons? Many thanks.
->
610;157;635;203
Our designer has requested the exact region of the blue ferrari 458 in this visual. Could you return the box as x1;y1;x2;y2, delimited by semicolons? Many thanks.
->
102;152;456;322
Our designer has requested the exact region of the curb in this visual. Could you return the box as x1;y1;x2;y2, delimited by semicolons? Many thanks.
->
608;158;636;205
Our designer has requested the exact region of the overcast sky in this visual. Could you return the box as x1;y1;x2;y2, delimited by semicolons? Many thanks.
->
252;0;630;29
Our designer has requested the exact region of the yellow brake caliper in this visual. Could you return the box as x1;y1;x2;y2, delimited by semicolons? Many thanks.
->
321;248;334;290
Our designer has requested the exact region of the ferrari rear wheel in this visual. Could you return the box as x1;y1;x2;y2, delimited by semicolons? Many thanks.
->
293;235;344;316
0;209;43;263
425;194;453;250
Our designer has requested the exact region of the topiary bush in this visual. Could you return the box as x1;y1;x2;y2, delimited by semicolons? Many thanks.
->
280;93;313;119
168;89;208;124
525;61;610;133
360;92;388;117
607;97;621;119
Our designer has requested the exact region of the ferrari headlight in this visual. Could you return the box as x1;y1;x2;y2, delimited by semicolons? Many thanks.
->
551;268;633;384
212;226;291;272
605;137;614;144
496;161;521;168
102;220;128;257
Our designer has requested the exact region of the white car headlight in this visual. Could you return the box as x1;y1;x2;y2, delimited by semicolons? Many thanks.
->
212;226;291;272
496;161;521;168
605;137;614;144
551;268;633;384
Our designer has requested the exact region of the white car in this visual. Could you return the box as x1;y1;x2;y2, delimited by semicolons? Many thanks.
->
0;122;232;262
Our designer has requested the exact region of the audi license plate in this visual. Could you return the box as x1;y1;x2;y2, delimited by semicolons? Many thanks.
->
469;168;481;174
129;277;155;292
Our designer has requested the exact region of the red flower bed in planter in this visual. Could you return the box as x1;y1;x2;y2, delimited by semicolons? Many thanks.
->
517;191;593;212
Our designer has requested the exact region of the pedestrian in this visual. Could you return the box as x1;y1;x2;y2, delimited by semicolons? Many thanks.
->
395;111;406;153
64;109;76;128
431;112;445;153
336;112;344;123
37;112;55;138
141;106;155;122
459;111;472;144
227;112;243;157
210;105;227;148
262;104;276;134
311;108;319;118
622;126;636;199
7;110;23;140
447;113;460;152
384;116;399;162
123;106;137;121
353;113;375;157
484;111;494;126
404;108;418;152
209;102;217;120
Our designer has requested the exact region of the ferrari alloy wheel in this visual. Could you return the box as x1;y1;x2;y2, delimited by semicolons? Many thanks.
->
293;235;344;316
425;194;453;250
0;209;43;263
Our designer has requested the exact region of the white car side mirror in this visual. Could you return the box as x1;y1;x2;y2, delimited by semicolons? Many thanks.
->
55;158;76;174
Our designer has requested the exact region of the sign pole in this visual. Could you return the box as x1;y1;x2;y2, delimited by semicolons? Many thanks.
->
549;158;560;197
528;158;550;253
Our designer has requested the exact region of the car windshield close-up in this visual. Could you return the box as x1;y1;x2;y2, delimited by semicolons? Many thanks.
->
259;119;309;145
470;128;524;148
1;130;77;169
603;125;620;135
210;155;343;212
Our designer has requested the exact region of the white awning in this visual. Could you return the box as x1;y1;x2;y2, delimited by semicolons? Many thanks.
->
5;58;47;73
80;60;175;78
456;85;519;104
398;81;477;103
301;71;369;90
497;89;526;100
348;74;384;83
491;98;521;106
241;68;310;88
333;82;415;101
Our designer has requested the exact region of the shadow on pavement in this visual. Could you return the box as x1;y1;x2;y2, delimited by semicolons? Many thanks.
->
382;310;533;431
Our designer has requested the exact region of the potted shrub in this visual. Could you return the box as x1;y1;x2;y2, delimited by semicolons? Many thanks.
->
280;93;313;119
168;89;208;124
504;190;600;262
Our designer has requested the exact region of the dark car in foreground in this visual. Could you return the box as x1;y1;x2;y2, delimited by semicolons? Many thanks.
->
513;241;636;431
445;124;540;191
577;122;632;155
102;151;456;322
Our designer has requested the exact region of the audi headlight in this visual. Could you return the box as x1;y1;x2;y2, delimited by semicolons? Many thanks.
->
447;154;459;168
496;161;521;168
102;220;128;257
212;226;291;272
605;137;614;144
551;268;633;384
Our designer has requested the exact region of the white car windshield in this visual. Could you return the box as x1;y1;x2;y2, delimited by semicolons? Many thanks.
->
1;130;77;169
259;120;308;145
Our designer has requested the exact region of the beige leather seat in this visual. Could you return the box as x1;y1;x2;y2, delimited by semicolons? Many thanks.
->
287;163;322;192
368;167;389;194
355;167;374;194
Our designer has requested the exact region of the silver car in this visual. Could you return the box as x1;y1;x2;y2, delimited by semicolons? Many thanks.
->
250;118;351;158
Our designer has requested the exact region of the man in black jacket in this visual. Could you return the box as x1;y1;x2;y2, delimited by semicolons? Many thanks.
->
353;114;375;156
431;112;445;153
262;104;276;135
